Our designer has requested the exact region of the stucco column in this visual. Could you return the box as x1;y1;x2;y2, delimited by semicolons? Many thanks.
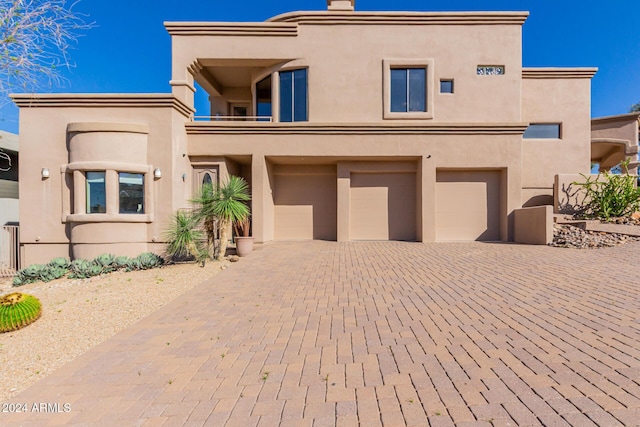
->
272;71;280;123
422;158;436;242
73;170;85;214
251;154;274;243
106;170;118;215
337;163;350;242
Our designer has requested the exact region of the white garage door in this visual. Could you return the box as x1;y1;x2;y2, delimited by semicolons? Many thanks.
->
350;172;416;241
436;170;501;241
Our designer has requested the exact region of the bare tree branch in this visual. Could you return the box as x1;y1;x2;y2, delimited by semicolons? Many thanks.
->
0;0;93;104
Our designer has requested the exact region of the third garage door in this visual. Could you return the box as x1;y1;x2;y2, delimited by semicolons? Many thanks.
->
350;172;416;241
436;170;501;241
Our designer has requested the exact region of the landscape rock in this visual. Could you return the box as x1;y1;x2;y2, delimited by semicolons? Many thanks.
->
550;224;640;249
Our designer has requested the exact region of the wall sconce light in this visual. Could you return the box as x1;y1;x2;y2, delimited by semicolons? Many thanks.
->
41;168;50;179
153;168;162;179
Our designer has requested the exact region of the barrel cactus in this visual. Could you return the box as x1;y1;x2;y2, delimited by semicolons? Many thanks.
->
0;293;42;333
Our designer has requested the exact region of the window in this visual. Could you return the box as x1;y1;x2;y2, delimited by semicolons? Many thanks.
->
119;173;144;214
440;79;454;94
383;59;434;119
256;75;272;122
524;123;561;139
86;171;106;213
280;69;308;122
391;68;426;112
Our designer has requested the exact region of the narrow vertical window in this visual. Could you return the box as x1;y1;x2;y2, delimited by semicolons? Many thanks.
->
279;69;308;122
119;172;144;214
86;171;106;213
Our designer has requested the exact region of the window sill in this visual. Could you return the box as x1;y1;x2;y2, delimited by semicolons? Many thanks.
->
67;213;154;223
383;111;434;120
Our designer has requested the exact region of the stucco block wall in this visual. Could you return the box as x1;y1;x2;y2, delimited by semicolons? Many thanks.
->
513;205;553;245
521;74;592;207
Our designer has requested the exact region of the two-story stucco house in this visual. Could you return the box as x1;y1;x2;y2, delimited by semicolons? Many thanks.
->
12;0;597;265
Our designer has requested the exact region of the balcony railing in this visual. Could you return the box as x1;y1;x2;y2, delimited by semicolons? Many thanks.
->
191;115;273;122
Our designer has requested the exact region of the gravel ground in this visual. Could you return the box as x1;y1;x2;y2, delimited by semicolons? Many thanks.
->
550;223;640;248
0;260;230;403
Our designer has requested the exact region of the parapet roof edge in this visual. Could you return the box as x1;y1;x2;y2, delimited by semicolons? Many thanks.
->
268;10;529;25
10;94;194;117
164;21;298;36
522;67;598;79
591;112;640;123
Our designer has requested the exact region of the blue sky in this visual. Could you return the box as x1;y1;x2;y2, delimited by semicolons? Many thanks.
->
0;0;639;133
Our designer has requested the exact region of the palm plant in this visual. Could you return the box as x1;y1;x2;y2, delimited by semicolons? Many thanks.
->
164;210;207;265
193;176;251;261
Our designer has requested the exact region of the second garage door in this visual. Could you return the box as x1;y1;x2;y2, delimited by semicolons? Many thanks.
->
436;170;501;241
350;172;416;241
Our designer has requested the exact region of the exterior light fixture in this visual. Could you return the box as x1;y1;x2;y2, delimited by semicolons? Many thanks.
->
41;168;50;179
153;168;162;179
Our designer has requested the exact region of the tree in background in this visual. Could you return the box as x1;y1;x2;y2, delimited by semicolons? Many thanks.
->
0;0;92;104
631;102;640;113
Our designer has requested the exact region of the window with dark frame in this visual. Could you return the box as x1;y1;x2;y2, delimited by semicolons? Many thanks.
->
86;171;106;214
118;172;144;214
523;123;561;139
279;69;308;122
390;68;427;112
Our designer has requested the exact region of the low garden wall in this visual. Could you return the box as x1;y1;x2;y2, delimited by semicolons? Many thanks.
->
513;205;553;245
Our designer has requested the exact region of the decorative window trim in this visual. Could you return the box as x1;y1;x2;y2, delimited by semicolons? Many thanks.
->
61;163;154;223
383;59;434;120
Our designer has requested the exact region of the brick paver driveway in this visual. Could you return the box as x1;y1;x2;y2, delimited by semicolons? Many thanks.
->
3;241;640;426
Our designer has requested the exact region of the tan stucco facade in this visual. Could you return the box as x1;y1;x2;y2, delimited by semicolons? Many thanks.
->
12;2;598;264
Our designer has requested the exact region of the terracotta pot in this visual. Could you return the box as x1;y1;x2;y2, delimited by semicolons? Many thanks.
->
235;236;254;257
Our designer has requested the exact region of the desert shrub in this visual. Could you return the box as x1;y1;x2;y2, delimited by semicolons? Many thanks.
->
573;160;640;220
93;254;116;273
114;256;130;270
0;293;42;333
48;257;71;270
68;259;102;279
13;264;49;286
136;252;164;270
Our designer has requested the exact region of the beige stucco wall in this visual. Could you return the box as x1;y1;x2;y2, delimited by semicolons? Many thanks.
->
13;96;193;264
521;73;593;207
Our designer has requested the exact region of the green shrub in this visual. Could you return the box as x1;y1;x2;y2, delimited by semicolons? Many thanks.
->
68;259;102;279
0;293;42;333
136;252;164;270
93;254;116;273
48;257;71;270
114;256;130;270
573;160;640;220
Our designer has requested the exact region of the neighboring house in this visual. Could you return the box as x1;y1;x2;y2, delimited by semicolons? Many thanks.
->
0;130;19;273
0;130;19;226
590;112;640;173
12;0;598;265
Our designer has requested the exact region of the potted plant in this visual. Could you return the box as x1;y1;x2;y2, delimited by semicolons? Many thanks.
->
234;217;254;257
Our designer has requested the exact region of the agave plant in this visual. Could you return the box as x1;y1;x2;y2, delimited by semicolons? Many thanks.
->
0;293;42;333
193;176;250;261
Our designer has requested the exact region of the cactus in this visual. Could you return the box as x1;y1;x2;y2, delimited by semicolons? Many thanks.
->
13;264;51;286
125;259;142;272
0;293;42;333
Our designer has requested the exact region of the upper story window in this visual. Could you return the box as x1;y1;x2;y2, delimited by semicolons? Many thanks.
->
440;79;454;94
119;173;145;214
86;171;106;214
280;69;308;122
524;123;561;139
391;68;426;113
383;59;434;120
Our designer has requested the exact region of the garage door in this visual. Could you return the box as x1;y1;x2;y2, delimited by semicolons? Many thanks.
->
436;170;501;241
274;172;337;240
350;172;416;241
